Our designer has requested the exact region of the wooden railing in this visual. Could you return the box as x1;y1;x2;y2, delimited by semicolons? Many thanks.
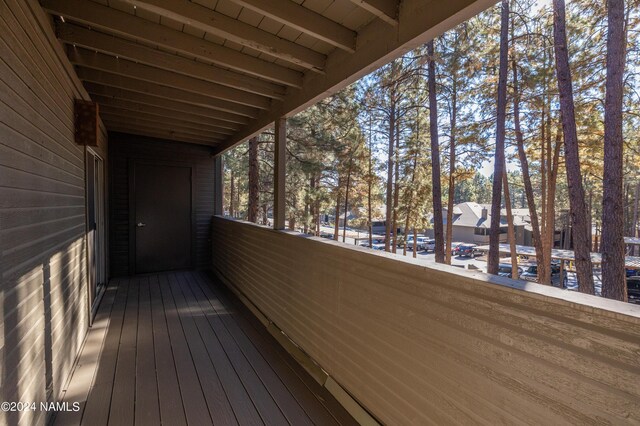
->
211;217;640;425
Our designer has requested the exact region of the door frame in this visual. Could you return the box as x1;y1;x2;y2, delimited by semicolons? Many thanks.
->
128;159;197;275
86;147;107;325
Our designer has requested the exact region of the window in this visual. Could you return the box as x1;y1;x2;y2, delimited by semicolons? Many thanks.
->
474;228;487;235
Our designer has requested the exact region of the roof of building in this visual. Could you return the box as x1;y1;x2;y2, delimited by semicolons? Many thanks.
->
430;202;532;228
450;202;530;228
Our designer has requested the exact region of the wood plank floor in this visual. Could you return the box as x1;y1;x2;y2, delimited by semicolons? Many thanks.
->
53;271;357;426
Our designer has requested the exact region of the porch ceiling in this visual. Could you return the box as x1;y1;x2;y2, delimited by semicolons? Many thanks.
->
40;0;495;154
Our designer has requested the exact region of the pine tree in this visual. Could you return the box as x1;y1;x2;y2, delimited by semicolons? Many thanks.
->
553;0;595;294
601;0;627;300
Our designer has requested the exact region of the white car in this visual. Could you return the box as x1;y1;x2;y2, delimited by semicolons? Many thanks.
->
423;239;436;252
405;236;428;251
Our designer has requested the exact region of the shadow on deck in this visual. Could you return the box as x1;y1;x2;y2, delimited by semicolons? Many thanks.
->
53;271;356;426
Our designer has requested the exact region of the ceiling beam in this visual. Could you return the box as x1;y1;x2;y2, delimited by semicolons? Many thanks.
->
67;48;271;110
41;0;303;87
84;82;250;125
106;125;220;147
99;106;236;135
226;0;356;52
102;115;226;140
75;67;262;118
100;107;231;139
213;0;496;155
90;95;241;130
123;0;326;71
348;0;399;26
56;23;286;100
101;120;228;143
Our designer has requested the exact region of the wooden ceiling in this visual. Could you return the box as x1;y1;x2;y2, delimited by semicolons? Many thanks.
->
41;0;494;154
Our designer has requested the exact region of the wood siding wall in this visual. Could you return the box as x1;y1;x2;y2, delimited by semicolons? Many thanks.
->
212;217;640;425
0;1;107;425
109;133;214;276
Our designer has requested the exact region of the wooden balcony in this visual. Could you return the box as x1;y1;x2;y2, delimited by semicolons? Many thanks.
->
211;217;640;425
53;271;356;426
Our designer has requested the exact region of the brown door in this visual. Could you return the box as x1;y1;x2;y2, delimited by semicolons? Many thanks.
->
134;163;192;273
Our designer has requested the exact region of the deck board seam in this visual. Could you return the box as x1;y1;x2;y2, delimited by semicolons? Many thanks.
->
190;272;307;425
200;271;357;426
180;271;264;425
187;272;290;425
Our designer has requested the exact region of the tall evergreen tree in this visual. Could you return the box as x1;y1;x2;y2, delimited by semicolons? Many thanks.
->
553;0;595;294
488;0;509;275
428;40;445;263
601;0;627;301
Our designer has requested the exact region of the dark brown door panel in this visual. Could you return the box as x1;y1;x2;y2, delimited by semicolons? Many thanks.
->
134;163;192;273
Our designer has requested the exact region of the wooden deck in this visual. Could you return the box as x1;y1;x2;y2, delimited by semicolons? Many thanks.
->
53;271;356;426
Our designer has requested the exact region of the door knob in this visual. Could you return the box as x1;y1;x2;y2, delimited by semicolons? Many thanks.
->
137;222;146;227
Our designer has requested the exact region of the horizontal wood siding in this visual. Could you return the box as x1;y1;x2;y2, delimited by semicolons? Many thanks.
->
109;133;214;276
211;217;640;425
0;1;107;425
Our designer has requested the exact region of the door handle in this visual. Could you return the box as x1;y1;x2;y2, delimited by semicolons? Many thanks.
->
137;222;146;228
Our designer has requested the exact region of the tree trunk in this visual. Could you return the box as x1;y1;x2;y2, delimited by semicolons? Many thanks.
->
553;0;595;294
304;175;310;234
343;156;354;243
315;176;321;236
513;53;546;283
564;209;572;250
310;175;316;235
601;0;627;301
236;177;241;219
403;143;419;257
248;136;259;223
289;192;297;231
262;202;268;225
428;40;445;263
633;182;639;256
488;0;509;275
368;116;374;248
334;179;341;241
544;125;563;285
392;124;400;254
503;170;519;280
588;189;594;251
445;75;457;265
385;97;396;252
230;170;235;218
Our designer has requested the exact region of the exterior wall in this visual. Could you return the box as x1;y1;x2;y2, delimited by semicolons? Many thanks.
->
427;226;512;245
452;226;476;244
109;133;214;276
0;1;107;424
211;217;640;425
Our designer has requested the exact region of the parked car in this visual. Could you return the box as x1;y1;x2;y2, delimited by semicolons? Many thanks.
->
628;276;640;304
360;238;386;250
424;239;436;252
457;244;478;258
450;242;465;256
497;264;523;279
371;242;386;250
520;263;561;282
405;236;428;251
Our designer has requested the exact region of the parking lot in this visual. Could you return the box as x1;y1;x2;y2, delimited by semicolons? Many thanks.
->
316;226;610;295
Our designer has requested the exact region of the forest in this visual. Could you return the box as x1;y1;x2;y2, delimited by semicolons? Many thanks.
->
222;0;640;301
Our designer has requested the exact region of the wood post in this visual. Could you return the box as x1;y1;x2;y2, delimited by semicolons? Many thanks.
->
274;117;286;230
214;155;223;216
